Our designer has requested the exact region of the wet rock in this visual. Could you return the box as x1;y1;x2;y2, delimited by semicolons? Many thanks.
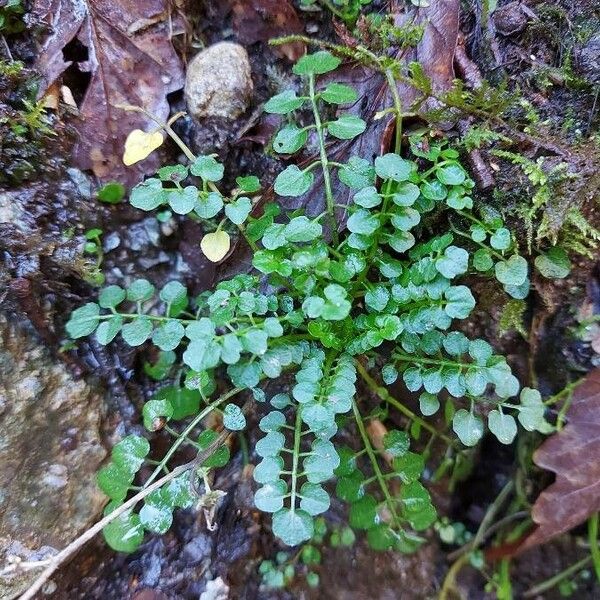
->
575;35;600;83
200;576;229;600
0;175;98;300
102;231;121;253
184;42;253;121
125;218;160;251
0;316;107;599
0;193;27;231
493;2;529;36
139;550;162;587
138;251;171;270
183;534;212;565
66;168;92;199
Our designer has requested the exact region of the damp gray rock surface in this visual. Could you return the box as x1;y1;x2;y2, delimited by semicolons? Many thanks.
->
0;316;107;599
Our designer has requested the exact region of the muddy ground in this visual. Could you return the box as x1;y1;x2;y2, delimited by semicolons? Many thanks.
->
1;0;600;598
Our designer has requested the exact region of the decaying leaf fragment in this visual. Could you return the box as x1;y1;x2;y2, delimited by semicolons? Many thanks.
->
231;0;305;62
201;231;231;263
520;369;600;551
32;0;184;184
123;129;164;166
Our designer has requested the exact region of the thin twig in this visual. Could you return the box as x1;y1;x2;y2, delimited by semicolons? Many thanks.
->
1;34;13;62
446;511;529;562
17;432;228;600
523;556;592;598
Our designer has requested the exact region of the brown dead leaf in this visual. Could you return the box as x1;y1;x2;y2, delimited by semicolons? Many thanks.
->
366;419;394;466
519;369;600;551
231;0;305;62
32;0;184;184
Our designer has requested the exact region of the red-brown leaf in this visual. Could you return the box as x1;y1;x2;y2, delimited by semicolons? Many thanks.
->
32;0;184;185
231;0;305;62
520;369;600;551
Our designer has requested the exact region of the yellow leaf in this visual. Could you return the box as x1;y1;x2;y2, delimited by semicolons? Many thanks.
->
123;129;164;166
200;231;231;263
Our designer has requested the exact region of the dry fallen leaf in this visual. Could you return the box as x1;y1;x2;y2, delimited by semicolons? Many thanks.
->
231;0;305;62
519;368;600;551
201;231;231;263
32;0;183;184
366;419;394;466
123;129;164;166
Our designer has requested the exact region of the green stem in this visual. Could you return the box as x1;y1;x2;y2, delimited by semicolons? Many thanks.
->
523;556;592;598
238;432;250;466
544;377;584;405
394;351;470;372
588;513;600;584
308;73;338;246
355;359;458;448
289;406;303;513
350;65;403;292
449;222;506;261
352;399;401;524
457;209;494;232
498;559;513;600
143;387;242;490
472;481;513;551
383;68;403;154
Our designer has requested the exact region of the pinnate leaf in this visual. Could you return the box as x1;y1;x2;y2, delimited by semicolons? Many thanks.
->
272;508;314;546
293;51;341;75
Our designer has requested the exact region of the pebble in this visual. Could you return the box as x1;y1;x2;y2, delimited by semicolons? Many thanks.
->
102;231;121;252
183;534;212;565
200;577;229;600
493;2;529;36
66;168;92;199
185;42;253;121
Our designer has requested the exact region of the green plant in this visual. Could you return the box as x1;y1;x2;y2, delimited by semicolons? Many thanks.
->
66;51;550;554
82;228;105;286
0;0;24;34
492;149;598;266
0;57;24;76
259;516;328;590
97;182;126;204
300;0;373;25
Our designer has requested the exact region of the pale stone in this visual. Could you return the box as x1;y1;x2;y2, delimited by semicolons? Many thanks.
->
185;42;253;121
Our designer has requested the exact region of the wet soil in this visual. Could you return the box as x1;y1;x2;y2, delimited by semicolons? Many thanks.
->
1;0;600;599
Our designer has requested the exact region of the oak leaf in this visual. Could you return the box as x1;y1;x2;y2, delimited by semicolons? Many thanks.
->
32;0;184;184
521;369;600;551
